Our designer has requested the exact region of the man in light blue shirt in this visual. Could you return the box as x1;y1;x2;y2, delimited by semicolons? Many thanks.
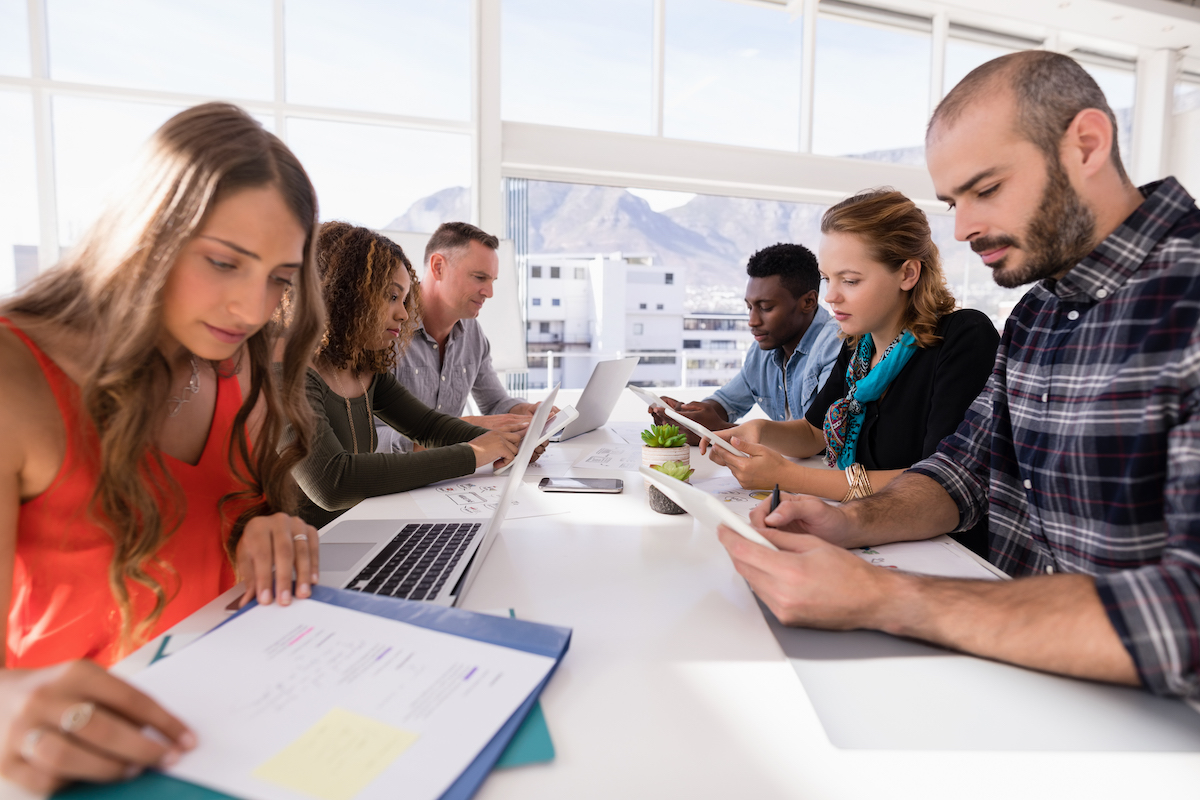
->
652;243;842;443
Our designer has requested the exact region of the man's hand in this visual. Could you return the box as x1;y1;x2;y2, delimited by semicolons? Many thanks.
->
462;413;533;431
507;401;560;418
650;398;731;446
747;493;861;549
716;524;892;629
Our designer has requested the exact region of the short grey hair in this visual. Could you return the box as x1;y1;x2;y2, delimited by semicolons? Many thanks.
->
928;50;1129;184
424;221;499;267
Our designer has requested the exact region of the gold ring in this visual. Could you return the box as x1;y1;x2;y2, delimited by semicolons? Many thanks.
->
20;728;43;761
60;701;95;733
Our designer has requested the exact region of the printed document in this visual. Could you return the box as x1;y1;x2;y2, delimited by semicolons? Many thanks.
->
131;599;556;800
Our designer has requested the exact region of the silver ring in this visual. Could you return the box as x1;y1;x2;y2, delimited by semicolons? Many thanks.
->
20;728;43;761
60;701;95;734
293;533;308;542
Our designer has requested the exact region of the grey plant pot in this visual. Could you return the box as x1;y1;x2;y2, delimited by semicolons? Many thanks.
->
647;483;687;515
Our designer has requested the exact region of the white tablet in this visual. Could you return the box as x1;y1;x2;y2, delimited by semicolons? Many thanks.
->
627;384;667;409
494;404;579;475
639;466;778;551
662;406;748;458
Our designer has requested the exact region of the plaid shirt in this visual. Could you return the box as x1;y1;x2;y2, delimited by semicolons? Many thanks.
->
911;177;1200;699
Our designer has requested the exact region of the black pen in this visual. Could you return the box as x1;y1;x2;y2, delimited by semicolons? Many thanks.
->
770;483;780;514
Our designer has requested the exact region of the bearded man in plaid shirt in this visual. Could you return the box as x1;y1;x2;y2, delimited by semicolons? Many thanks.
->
718;50;1200;699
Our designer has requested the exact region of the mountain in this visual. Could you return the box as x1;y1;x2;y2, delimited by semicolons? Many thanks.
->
385;186;471;233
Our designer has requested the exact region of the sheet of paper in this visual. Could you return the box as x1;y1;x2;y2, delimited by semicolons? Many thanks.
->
605;421;650;445
131;599;557;800
572;443;642;471
853;539;1003;580
408;478;567;520
691;476;774;520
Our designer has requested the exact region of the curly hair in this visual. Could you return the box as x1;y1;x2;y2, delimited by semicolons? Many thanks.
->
746;243;821;299
820;188;956;348
315;222;422;373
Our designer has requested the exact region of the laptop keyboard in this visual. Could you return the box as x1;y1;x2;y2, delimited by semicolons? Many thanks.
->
347;521;481;601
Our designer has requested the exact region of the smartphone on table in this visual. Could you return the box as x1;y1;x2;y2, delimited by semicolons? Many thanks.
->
538;477;624;493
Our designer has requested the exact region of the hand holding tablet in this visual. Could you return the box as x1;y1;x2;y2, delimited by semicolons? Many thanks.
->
494;404;580;475
627;384;667;409
638;466;778;551
661;406;748;458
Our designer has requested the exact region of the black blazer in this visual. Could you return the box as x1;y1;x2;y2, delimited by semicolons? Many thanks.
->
806;309;1000;554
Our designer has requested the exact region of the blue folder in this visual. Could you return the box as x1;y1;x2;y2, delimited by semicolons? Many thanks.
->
56;586;571;800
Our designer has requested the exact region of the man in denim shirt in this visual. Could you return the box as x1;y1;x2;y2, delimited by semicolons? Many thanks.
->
652;244;842;444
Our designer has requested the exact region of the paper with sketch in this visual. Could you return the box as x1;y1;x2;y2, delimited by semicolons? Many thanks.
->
408;478;566;520
572;443;642;471
854;538;1004;581
131;600;556;800
692;476;774;519
605;421;650;445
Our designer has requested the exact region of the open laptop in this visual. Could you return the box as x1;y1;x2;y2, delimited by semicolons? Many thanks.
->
551;356;640;441
317;385;559;607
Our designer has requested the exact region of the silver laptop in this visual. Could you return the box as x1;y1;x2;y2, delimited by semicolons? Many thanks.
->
551;356;640;441
318;385;559;606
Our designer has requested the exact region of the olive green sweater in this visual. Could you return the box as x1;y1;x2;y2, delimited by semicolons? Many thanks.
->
294;368;486;529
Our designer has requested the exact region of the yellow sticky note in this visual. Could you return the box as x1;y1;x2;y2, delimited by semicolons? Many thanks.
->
253;707;419;800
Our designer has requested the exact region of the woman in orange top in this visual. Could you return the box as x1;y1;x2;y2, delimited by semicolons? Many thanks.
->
0;103;325;793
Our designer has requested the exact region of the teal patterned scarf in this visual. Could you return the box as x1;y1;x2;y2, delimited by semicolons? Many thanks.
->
823;330;918;469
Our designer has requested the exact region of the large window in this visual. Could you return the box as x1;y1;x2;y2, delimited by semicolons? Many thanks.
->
47;0;274;99
502;0;654;135
287;119;470;231
663;0;802;150
285;0;470;119
944;38;1016;94
1078;60;1136;171
0;0;30;77
0;91;38;295
812;15;930;164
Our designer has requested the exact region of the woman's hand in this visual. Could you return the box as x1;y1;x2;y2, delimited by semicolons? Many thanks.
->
235;512;320;609
0;661;196;794
706;436;791;490
469;426;523;469
698;420;765;456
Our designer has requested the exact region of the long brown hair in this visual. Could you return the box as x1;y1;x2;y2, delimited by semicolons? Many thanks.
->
315;222;422;374
2;102;325;649
820;188;956;348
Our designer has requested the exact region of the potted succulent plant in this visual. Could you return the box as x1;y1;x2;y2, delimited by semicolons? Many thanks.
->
646;460;694;515
640;424;690;470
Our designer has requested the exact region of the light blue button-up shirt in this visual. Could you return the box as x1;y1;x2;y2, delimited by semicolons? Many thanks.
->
707;306;842;422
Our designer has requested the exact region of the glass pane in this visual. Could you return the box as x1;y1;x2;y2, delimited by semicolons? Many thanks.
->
53;96;184;247
931;215;1025;329
813;17;930;164
502;0;653;135
47;0;273;99
1176;79;1200;115
286;0;470;120
944;39;1016;95
0;0;30;77
0;91;39;296
286;118;470;232
663;0;802;150
1079;62;1135;172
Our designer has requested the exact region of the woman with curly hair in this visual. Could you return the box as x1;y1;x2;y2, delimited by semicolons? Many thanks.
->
704;189;999;555
292;222;524;529
0;103;324;792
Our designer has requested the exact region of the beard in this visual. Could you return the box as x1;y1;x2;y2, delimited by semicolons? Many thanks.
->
973;159;1097;289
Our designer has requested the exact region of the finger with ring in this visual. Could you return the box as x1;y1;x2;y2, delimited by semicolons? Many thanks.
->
20;728;44;762
61;702;95;734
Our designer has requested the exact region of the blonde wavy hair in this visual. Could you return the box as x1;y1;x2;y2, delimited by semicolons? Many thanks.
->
2;102;325;652
820;188;956;348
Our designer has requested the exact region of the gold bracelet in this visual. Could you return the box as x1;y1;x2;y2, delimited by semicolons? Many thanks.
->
842;463;874;502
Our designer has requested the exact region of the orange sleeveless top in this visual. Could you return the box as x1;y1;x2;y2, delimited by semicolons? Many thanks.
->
4;319;241;668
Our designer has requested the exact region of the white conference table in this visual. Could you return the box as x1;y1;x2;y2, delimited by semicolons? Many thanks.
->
34;388;1198;799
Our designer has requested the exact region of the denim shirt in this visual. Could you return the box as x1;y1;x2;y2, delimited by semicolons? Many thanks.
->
707;306;842;422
